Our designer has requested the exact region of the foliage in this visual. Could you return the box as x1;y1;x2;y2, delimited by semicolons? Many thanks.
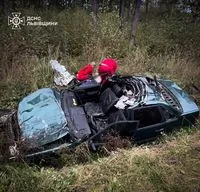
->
0;10;200;108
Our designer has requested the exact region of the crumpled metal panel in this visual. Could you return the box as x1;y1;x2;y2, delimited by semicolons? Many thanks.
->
18;88;68;147
121;76;168;109
143;85;167;106
160;80;199;114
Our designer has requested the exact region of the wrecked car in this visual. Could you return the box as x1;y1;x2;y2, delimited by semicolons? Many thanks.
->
0;75;199;159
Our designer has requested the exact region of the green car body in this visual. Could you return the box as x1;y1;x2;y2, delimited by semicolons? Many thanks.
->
13;76;200;158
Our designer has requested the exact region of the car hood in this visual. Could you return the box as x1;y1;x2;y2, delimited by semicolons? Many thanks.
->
18;88;68;147
159;80;199;114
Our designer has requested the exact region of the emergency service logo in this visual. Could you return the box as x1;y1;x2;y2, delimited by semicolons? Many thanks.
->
8;12;58;30
8;12;25;29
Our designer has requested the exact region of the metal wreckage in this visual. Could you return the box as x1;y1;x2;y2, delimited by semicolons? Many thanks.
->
0;59;199;160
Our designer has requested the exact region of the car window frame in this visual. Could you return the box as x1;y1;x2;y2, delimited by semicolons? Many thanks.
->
159;104;180;122
132;104;165;128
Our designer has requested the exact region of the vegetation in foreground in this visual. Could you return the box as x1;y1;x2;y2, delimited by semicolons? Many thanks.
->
0;125;199;192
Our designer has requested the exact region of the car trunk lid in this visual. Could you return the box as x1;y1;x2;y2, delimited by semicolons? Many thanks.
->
18;88;68;147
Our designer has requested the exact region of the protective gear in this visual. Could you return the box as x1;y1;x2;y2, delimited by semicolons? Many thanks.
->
98;58;118;76
76;63;94;81
98;58;118;83
76;59;118;83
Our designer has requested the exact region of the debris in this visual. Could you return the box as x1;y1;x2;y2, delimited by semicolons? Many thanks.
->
9;143;19;156
114;90;136;109
50;60;75;86
114;95;129;109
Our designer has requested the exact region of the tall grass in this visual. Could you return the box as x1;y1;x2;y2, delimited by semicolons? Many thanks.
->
0;9;200;108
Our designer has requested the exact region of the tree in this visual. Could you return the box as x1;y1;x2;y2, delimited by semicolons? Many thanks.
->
126;0;132;22
108;0;114;12
158;0;179;16
130;0;142;47
91;0;98;26
145;0;149;15
183;0;200;23
2;0;13;15
119;0;125;30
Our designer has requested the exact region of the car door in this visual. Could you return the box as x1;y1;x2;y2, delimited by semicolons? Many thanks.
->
133;105;167;141
159;105;181;134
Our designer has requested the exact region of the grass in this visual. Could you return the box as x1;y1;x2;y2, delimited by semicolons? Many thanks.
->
0;10;200;108
0;125;199;192
0;9;200;192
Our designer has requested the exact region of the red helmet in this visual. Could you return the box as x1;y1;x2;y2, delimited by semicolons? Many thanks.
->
98;58;118;76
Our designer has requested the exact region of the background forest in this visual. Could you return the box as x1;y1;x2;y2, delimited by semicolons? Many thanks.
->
0;0;200;108
0;1;200;192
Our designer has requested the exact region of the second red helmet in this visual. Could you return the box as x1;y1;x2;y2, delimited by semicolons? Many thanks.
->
98;58;118;76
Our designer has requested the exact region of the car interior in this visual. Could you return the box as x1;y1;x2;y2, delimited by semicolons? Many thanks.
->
61;79;165;144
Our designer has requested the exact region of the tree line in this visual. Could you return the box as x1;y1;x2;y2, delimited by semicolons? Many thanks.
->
1;0;199;47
